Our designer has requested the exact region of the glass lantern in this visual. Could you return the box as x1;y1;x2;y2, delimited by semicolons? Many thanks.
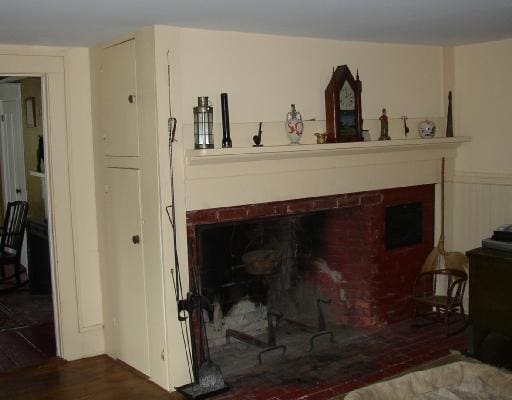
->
194;96;214;149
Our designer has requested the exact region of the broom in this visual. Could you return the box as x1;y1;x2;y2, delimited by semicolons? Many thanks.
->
422;157;468;272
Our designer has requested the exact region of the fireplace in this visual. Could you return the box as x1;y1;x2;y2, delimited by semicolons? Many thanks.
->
186;185;434;360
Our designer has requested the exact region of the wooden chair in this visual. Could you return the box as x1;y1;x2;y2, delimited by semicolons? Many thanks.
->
411;268;468;336
0;201;29;290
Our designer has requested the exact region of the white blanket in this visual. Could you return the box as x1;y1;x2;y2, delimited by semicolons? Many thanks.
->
345;361;512;400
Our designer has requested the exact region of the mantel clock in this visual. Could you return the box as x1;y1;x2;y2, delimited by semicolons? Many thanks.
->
325;65;363;142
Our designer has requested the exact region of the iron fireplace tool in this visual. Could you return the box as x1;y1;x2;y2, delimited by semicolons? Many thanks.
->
166;109;228;399
176;288;229;400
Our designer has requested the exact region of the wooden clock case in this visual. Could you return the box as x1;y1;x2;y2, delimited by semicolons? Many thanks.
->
325;65;363;143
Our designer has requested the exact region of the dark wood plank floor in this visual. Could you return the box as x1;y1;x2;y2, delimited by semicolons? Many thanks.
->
0;289;56;372
0;355;185;400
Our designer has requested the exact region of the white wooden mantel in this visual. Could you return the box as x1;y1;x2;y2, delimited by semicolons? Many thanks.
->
184;137;471;211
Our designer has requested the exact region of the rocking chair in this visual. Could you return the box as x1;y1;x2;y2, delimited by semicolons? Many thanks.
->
0;201;29;291
411;268;468;337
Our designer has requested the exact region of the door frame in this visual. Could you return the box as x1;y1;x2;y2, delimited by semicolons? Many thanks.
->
0;70;63;356
0;46;104;360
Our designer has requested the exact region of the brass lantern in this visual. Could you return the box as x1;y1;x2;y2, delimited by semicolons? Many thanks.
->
194;96;214;149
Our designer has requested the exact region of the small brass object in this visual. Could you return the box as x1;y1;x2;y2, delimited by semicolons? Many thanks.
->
315;132;328;144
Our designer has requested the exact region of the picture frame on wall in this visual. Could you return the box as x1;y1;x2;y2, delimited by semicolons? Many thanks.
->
25;96;36;128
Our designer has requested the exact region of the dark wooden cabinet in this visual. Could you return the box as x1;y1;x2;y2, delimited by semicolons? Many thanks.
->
467;247;512;358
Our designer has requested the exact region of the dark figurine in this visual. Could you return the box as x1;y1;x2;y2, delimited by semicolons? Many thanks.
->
401;115;409;137
253;122;263;147
379;108;391;141
446;91;453;137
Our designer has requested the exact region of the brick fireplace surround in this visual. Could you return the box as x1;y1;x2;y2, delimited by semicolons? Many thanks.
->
187;184;434;329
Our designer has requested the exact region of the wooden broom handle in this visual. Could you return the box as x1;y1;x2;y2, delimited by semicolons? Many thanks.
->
440;157;445;246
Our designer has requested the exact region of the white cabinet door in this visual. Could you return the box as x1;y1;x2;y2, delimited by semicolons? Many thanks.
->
0;84;28;268
101;40;139;157
105;167;149;375
0;84;27;205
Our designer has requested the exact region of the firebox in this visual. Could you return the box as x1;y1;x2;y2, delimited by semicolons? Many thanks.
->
186;184;434;348
195;214;335;348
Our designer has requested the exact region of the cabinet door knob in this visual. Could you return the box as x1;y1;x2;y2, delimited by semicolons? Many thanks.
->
128;94;136;104
132;234;140;244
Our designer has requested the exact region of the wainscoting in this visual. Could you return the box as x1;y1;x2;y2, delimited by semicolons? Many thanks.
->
450;172;512;252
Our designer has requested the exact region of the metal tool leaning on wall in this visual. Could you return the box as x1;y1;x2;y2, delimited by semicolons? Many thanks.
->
164;51;229;400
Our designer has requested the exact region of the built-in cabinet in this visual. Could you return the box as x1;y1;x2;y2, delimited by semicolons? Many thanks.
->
99;38;150;375
101;40;139;157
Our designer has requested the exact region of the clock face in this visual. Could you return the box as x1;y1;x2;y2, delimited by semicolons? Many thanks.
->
339;81;355;110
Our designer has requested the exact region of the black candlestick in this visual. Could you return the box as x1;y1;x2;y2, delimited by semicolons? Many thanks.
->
221;93;232;148
446;91;453;137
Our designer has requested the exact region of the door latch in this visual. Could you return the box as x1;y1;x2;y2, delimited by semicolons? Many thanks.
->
132;234;140;244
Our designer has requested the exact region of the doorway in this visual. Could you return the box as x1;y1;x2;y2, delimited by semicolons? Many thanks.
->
0;76;56;370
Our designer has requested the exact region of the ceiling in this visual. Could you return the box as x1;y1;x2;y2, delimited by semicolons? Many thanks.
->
0;0;511;47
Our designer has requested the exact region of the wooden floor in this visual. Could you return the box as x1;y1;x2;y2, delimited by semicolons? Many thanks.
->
0;355;185;400
0;289;56;372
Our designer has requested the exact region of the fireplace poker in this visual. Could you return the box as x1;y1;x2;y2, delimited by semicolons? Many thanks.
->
166;52;228;399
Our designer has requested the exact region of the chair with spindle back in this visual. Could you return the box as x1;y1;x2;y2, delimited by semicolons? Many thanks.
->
411;268;468;336
0;201;29;290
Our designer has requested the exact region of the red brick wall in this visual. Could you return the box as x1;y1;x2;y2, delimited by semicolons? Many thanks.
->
376;185;435;325
311;185;434;328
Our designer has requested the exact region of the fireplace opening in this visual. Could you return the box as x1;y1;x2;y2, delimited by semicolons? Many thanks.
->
196;214;332;347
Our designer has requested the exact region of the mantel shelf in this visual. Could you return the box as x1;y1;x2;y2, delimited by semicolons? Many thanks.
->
185;136;471;166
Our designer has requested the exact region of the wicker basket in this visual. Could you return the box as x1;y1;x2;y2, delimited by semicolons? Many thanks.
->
242;249;281;275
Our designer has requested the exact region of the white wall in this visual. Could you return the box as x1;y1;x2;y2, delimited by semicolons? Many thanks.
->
153;25;192;389
450;39;512;252
65;48;104;332
179;29;443;123
454;39;512;174
176;28;445;148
